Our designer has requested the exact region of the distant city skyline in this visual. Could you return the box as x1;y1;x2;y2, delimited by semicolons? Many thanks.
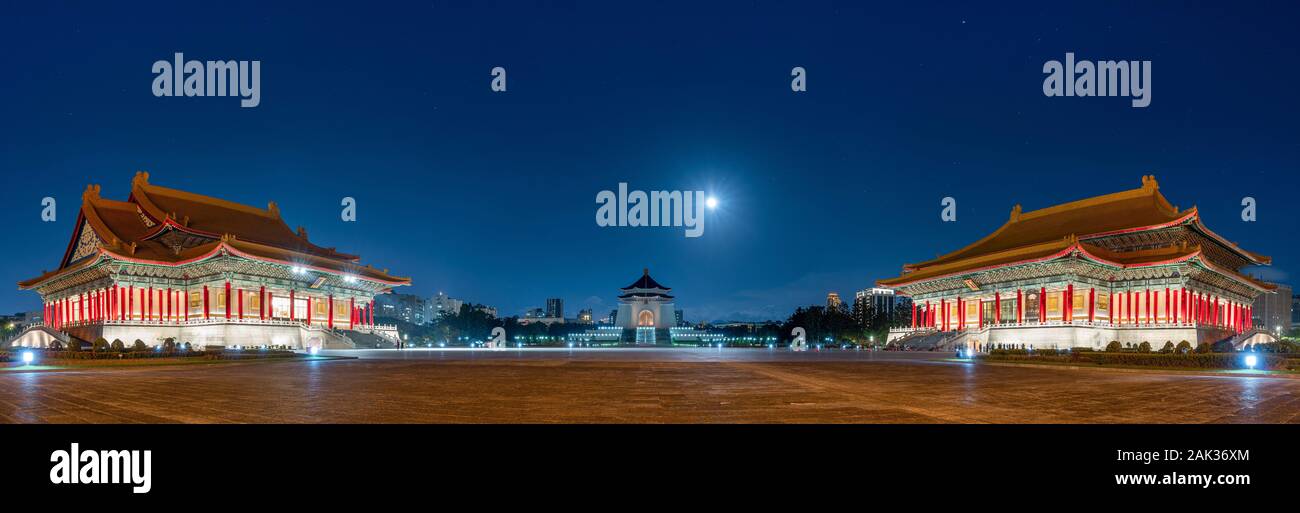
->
3;2;1297;322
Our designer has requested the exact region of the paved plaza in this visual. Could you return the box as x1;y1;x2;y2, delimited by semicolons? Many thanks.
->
1;348;1298;423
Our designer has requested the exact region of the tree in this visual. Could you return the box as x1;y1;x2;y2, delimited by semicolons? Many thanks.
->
1105;341;1122;352
780;305;862;346
132;339;148;352
92;337;110;352
161;339;176;352
1137;341;1152;353
1159;341;1174;353
1176;340;1192;354
110;339;125;352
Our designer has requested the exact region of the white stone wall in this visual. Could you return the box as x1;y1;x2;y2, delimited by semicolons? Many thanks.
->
974;325;1199;350
92;323;346;349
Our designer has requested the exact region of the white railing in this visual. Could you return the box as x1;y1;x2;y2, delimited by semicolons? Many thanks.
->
890;320;1201;334
55;318;390;330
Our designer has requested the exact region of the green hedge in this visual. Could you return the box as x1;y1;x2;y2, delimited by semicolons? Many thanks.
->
43;350;206;360
203;350;298;360
983;351;1294;370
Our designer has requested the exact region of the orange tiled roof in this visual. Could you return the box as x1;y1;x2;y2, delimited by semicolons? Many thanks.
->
19;172;409;289
888;176;1268;281
904;176;1198;271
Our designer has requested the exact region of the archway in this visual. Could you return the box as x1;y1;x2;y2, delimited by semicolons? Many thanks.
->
638;310;655;327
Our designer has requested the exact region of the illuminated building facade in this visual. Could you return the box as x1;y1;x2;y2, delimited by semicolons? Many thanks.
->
882;176;1274;351
15;172;409;349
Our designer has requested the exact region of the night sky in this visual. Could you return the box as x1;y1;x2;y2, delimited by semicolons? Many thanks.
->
2;1;1297;321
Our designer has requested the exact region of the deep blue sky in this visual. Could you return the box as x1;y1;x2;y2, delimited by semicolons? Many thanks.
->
2;1;1297;321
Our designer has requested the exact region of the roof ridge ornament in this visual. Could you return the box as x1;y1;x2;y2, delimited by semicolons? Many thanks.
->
1141;174;1159;191
297;226;308;239
83;184;101;200
1009;204;1022;222
267;201;280;218
133;170;150;186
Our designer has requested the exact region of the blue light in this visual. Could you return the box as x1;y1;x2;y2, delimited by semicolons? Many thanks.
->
21;351;34;365
1244;354;1258;369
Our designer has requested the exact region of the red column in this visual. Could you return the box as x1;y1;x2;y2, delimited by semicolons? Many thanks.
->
328;295;334;329
1088;288;1095;322
306;296;312;326
958;297;964;330
977;299;983;330
225;281;232;320
259;286;266;320
368;301;374;326
911;302;917;329
350;297;356;329
203;285;210;319
238;288;244;320
1016;289;1023;323
290;290;296;321
1039;287;1046;323
940;299;946;331
1213;296;1219;327
994;292;1001;325
1065;284;1073;323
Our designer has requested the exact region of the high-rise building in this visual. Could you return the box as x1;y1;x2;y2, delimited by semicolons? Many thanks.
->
546;298;564;319
1292;294;1300;329
577;308;593;324
853;287;900;325
376;293;431;325
1252;284;1292;335
430;292;464;318
674;309;684;326
826;292;843;312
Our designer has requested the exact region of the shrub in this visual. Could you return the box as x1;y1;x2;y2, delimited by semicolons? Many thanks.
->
1195;343;1211;354
1137;341;1152;353
49;340;64;351
1211;340;1236;353
1105;341;1122;352
132;340;148;351
65;339;84;351
161;339;175;352
110;339;125;352
1176;341;1192;354
1159;341;1175;354
92;338;111;352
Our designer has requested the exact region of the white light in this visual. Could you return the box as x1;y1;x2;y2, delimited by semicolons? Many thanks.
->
705;196;718;209
308;346;319;355
1244;354;1258;369
22;351;34;365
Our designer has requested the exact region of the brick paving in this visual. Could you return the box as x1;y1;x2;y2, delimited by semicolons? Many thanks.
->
1;349;1297;423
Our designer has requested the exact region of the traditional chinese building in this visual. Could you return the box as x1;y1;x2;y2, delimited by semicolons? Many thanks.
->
14;172;409;349
881;176;1275;351
568;269;723;346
